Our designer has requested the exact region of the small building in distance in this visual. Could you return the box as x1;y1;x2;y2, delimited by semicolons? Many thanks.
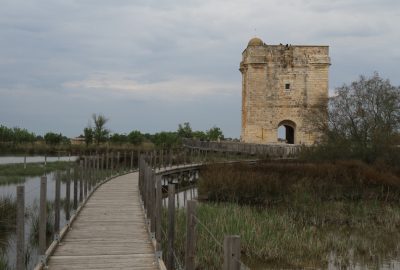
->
240;37;330;145
70;135;85;145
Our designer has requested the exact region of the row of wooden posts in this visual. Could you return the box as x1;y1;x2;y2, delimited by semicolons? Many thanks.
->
15;151;137;270
138;153;243;270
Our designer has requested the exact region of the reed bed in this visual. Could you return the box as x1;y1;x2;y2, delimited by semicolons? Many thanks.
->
176;161;400;269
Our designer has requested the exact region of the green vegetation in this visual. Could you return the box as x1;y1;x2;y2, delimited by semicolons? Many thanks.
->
0;196;16;250
304;73;400;164
171;201;400;269
44;132;69;145
188;161;400;269
0;161;74;184
0;125;36;144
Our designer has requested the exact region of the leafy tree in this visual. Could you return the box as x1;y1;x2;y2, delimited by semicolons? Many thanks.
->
83;126;93;146
0;125;13;142
177;122;192;138
207;126;224;141
44;132;62;145
109;133;128;144
92;114;109;145
152;132;179;148
128;130;144;145
192;131;207;140
306;72;400;163
11;127;35;144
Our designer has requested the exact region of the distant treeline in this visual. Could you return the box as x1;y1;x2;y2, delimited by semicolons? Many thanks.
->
0;122;226;154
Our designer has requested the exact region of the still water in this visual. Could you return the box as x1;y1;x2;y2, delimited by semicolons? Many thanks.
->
0;156;78;165
1;169;79;269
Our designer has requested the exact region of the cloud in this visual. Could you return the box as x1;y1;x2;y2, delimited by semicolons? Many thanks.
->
63;73;237;102
0;0;399;138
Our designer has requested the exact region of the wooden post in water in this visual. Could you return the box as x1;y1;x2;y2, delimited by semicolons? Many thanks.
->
44;154;47;166
16;185;24;270
79;160;83;202
66;168;71;221
39;176;47;257
167;184;175;270
24;155;26;169
54;173;61;238
185;200;197;270
223;235;241;270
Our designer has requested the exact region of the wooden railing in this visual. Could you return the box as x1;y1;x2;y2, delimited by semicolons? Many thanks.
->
182;138;301;158
138;152;250;270
12;151;139;270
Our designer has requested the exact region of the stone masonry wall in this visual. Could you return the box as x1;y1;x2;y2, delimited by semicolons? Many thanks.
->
240;38;330;145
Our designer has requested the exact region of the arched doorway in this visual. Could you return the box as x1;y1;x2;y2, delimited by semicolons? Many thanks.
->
277;120;296;144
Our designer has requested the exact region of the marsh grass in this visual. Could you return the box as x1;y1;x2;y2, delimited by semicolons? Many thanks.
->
29;201;55;246
169;202;400;269
0;161;73;184
179;161;400;269
0;196;16;250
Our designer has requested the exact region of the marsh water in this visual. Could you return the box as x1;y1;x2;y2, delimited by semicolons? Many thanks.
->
0;157;80;269
0;155;78;165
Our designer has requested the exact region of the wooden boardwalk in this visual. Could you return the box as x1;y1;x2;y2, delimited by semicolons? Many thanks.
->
46;172;159;270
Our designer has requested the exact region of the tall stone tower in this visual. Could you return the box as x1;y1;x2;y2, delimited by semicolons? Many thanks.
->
240;37;330;145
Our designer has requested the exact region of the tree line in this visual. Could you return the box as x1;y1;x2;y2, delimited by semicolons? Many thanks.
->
82;114;224;147
0;113;225;148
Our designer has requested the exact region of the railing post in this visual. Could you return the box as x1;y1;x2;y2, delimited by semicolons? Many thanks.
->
124;151;127;172
111;152;114;176
16;185;24;270
167;184;175;270
39;176;47;259
130;151;134;171
156;175;162;256
150;171;156;237
106;151;109;177
185;200;197;270
66;168;71;221
24;155;26;169
84;156;88;198
73;165;78;210
101;153;105;179
117;151;120;173
223;235;241;270
79;160;83;202
54;172;61;239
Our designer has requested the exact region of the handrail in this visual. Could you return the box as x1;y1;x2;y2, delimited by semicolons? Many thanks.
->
139;151;250;270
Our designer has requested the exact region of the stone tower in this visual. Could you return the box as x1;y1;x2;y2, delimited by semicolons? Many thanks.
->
240;37;330;145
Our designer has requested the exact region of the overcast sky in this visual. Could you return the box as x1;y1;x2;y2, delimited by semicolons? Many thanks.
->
0;0;399;138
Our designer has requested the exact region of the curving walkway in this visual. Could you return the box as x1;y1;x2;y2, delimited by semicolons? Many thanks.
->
46;172;158;270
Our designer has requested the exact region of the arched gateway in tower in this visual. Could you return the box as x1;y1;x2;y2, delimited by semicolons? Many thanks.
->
240;37;331;145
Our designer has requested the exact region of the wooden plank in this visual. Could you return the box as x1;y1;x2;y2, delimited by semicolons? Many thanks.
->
46;172;158;270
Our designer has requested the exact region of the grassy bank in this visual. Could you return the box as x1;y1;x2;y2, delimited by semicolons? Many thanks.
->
0;161;74;184
171;201;400;269
173;161;400;269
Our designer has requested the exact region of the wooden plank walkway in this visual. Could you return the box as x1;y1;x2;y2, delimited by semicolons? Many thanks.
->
46;172;159;270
